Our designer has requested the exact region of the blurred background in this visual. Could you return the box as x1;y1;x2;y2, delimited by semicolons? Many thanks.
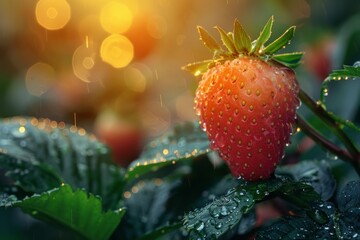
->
0;0;359;167
0;1;360;239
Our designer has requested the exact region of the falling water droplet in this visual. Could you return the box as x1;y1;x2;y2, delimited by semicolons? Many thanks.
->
195;107;201;116
201;122;207;132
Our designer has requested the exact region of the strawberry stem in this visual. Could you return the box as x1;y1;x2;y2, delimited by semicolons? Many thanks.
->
298;89;360;174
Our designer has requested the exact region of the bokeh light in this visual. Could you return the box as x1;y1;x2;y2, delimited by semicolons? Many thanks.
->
124;66;147;93
100;34;134;68
25;62;56;97
72;43;96;83
100;1;132;34
147;15;167;39
35;0;71;30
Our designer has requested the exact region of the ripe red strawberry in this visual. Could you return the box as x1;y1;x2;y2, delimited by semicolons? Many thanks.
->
184;16;303;181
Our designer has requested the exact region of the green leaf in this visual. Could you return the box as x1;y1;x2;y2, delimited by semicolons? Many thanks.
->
15;184;125;240
337;181;360;238
119;178;182;239
183;178;319;239
278;181;321;209
337;180;360;212
319;61;360;132
276;160;336;201
182;59;214;77
272;52;304;68
321;62;360;104
256;216;323;240
183;187;255;240
125;122;210;182
0;117;125;210
0;193;18;207
263;26;295;54
257;181;360;240
233;19;252;53
215;26;237;54
251;16;274;54
197;26;222;53
257;202;338;239
0;152;62;193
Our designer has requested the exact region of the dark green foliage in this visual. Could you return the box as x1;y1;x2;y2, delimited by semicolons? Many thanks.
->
183;178;320;240
0;115;358;239
256;181;360;240
0;117;125;209
276;160;336;201
125;121;210;182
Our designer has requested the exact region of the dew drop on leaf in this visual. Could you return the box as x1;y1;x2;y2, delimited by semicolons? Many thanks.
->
11;127;27;138
195;221;205;231
352;61;360;67
210;206;221;218
220;206;230;217
215;222;223;229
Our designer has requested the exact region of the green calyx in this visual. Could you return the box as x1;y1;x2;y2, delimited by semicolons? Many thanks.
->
183;16;304;76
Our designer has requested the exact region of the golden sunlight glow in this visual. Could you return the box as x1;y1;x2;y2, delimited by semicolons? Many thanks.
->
100;34;133;68
147;15;167;39
100;1;132;34
35;0;71;30
25;62;56;96
124;66;147;93
72;43;96;83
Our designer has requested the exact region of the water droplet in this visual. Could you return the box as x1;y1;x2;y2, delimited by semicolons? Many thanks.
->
220;206;230;217
201;122;207;131
227;188;236;195
195;221;205;231
215;222;222;229
214;133;225;148
187;212;196;219
11;127;27;138
210;206;221;218
19;140;27;147
307;209;328;224
195;107;201;116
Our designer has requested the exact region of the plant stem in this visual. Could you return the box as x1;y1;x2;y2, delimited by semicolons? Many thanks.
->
296;115;353;162
298;89;359;162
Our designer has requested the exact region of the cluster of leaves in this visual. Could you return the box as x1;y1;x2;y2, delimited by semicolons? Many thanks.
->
183;16;303;76
0;108;359;240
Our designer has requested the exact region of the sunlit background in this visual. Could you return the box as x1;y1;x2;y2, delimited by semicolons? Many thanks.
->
0;0;359;165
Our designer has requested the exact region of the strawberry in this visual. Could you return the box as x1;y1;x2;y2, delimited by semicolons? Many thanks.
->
184;16;303;181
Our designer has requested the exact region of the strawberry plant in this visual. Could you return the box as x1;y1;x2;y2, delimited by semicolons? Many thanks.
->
0;16;360;240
